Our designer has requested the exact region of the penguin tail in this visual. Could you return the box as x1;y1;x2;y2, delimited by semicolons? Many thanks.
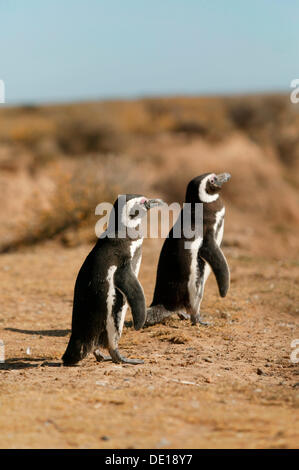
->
145;305;173;326
62;334;89;366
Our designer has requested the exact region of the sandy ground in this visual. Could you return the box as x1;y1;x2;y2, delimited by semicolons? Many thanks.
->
0;234;298;450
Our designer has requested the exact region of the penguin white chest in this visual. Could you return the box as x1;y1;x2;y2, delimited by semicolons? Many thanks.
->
106;265;118;347
130;238;143;276
106;238;143;347
187;236;203;309
115;238;143;338
187;207;225;312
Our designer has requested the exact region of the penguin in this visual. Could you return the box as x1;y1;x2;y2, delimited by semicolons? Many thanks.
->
62;194;163;366
145;173;231;326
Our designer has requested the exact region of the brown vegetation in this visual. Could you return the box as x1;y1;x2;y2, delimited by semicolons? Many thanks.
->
0;94;298;254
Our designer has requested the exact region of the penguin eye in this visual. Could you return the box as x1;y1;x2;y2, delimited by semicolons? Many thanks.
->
129;209;139;219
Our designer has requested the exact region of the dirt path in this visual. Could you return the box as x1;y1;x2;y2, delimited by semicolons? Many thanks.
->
0;239;298;449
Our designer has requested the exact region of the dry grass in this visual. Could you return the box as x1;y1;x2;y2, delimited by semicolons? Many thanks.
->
0;154;147;252
0;93;298;254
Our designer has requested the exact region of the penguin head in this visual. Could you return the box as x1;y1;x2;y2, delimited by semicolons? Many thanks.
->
186;173;231;203
110;194;164;234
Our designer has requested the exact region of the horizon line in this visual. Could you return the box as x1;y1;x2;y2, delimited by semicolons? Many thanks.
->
0;87;290;108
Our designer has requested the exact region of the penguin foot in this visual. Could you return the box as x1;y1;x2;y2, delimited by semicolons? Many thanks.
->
93;349;111;362
109;348;144;365
191;314;210;326
119;357;144;365
177;312;190;321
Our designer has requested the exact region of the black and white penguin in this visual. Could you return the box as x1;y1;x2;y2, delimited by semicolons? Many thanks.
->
62;194;163;366
145;173;231;326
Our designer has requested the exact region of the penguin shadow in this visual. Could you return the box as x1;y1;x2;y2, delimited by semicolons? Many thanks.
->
1;328;68;369
4;327;70;337
0;357;63;370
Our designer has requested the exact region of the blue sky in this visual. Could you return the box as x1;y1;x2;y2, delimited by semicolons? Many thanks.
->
0;0;298;103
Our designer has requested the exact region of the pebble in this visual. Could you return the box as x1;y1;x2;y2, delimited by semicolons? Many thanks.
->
220;312;231;319
191;400;200;409
203;357;213;363
96;380;109;387
156;438;170;448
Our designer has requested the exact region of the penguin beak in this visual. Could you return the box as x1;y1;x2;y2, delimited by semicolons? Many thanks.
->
214;173;231;187
144;198;165;210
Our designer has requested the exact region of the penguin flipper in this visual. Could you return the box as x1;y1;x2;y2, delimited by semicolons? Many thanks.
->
114;262;146;330
198;239;230;297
